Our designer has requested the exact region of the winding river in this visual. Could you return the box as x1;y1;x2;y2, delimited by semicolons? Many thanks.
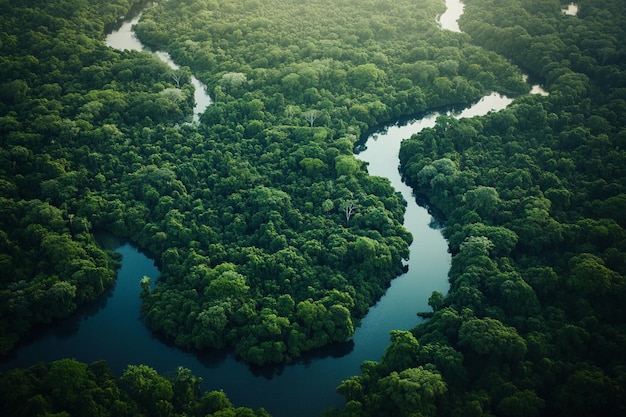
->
1;1;547;416
105;6;213;122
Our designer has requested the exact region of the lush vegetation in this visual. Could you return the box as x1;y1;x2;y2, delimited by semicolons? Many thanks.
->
0;0;151;355
0;358;270;417
0;0;529;363
327;0;626;416
128;0;529;366
3;0;624;415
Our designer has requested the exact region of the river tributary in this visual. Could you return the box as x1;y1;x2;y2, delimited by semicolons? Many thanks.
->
1;2;547;416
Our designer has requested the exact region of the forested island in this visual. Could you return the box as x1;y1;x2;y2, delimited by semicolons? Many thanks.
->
1;0;624;416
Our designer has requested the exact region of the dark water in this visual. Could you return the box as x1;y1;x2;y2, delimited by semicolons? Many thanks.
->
1;2;538;417
0;102;512;417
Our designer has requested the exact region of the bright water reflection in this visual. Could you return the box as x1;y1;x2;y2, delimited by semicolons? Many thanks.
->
437;0;465;32
562;3;579;16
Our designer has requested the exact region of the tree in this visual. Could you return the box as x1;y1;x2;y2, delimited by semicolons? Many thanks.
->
219;72;247;89
555;364;622;417
300;157;326;176
303;109;320;127
463;186;501;220
276;294;295;316
45;281;77;317
335;155;363;176
380;330;421;374
199;390;233;415
140;276;151;299
460;224;519;256
205;269;249;300
459;235;494;258
195;305;228;348
341;200;358;225
296;299;324;335
568;253;616;298
497;389;545;417
119;365;174;415
458;317;527;362
171;366;202;410
348;63;385;90
428;290;445;312
374;367;447;417
327;304;354;341
41;359;89;411
337;376;363;402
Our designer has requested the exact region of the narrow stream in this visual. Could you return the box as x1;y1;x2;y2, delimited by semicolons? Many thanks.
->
2;2;548;417
438;0;465;32
105;6;212;121
562;2;579;16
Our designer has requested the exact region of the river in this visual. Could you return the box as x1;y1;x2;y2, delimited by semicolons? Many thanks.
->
1;2;544;417
562;2;579;16
438;0;465;32
104;4;212;122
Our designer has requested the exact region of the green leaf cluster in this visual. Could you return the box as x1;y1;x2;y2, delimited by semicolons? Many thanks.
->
0;359;270;417
0;0;193;353
118;0;531;366
6;0;623;415
134;0;529;135
335;331;449;417
0;0;531;362
333;1;626;416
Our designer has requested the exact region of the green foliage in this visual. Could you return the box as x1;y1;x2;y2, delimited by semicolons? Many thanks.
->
334;332;449;417
0;0;191;352
0;359;269;417
384;1;626;416
134;0;527;128
4;0;626;415
0;198;119;353
458;317;527;361
1;0;414;361
379;330;421;374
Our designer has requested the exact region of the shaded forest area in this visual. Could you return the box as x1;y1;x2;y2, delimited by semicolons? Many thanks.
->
1;0;625;416
0;358;269;417
0;0;528;364
328;0;626;416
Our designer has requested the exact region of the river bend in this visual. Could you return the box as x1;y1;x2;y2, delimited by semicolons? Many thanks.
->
1;2;545;416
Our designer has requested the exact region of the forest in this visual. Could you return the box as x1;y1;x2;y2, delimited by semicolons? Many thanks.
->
339;0;626;416
0;358;270;417
1;0;625;416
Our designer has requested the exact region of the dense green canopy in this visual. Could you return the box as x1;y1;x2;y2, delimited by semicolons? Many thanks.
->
334;0;626;416
2;0;625;415
0;359;270;417
0;0;528;364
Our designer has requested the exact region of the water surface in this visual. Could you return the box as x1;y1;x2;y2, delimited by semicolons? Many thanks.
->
437;0;465;32
106;10;212;121
2;2;541;417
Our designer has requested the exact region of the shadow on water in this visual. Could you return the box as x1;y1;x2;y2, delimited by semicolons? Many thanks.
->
0;274;115;363
48;291;116;340
246;340;356;380
412;192;449;228
93;229;126;250
355;98;488;154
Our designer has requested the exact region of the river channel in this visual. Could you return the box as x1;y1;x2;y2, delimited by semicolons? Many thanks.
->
1;1;547;416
